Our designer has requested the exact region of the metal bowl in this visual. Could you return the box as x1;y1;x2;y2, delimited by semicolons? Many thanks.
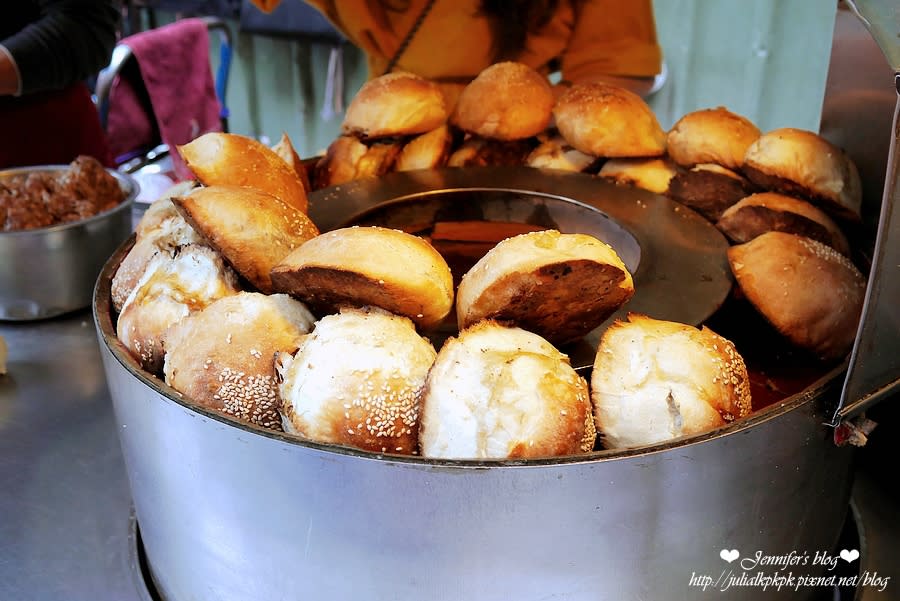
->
0;166;138;320
93;168;854;601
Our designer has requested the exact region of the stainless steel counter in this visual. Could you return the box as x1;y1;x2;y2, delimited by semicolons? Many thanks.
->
0;311;148;601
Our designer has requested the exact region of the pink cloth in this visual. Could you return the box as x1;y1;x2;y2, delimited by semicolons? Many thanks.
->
106;18;222;181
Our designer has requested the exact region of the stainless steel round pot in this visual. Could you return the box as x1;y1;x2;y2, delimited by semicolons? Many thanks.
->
0;166;137;320
95;169;855;601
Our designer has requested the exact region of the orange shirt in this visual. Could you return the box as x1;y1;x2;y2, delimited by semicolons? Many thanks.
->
254;0;662;85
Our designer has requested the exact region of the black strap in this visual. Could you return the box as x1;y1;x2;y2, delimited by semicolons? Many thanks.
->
381;0;438;76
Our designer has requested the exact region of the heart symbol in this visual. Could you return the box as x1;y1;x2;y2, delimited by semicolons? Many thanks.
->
720;549;739;563
840;549;860;563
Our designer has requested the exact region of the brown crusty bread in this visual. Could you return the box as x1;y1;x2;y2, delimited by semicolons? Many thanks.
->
178;132;309;213
741;128;862;221
451;61;555;141
666;106;761;170
591;313;752;449
727;231;866;360
171;185;319;294
271;132;312;195
342;71;448;139
553;82;666;158
717;192;850;255
270;226;454;330
395;125;453;172
666;163;757;222
163;292;316;431
419;320;595;459
456;229;634;344
597;157;680;194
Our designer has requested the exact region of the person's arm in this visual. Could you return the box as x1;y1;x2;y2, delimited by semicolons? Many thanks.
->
1;0;119;96
560;0;664;98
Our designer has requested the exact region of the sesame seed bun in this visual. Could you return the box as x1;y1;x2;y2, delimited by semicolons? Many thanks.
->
553;82;666;158
450;61;555;141
171;185;319;294
717;192;850;256
276;307;436;454
342;71;449;139
741;128;862;221
163;292;316;431
178;132;309;213
727;231;866;360
313;136;404;189
116;245;241;374
456;230;634;345
666;107;761;170
419;320;595;459
597;157;680;194
591;313;752;449
270;226;454;330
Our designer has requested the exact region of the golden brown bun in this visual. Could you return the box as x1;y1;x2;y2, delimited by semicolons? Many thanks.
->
270;226;454;330
717;192;850;255
314;135;368;189
419;320;595;459
598;157;680;194
342;71;448;139
134;181;199;237
456;230;634;344
553;83;666;158
666;107;761;169
171;185;319;294
271;132;312;195
178;132;309;213
276;306;436;453
395;125;453;171
313;137;403;189
727;231;866;360
116;245;241;374
667;163;757;222
591;313;752;449
451;61;554;140
741;128;862;221
526;134;599;172
163;292;316;431
111;202;203;313
446;136;536;168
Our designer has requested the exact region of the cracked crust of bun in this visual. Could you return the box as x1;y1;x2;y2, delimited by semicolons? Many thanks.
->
419;320;595;459
276;306;436;453
741;128;862;221
116;244;241;375
591;313;752;449
717;192;850;255
451;61;554;141
270;226;454;330
553;82;666;158
342;71;448;139
456;230;634;344
666;107;761;169
171;185;319;294
178;132;309;213
727;231;866;360
271;132;312;195
163;292;316;431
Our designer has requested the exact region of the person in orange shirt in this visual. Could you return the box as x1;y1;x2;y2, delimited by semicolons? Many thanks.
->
250;0;664;105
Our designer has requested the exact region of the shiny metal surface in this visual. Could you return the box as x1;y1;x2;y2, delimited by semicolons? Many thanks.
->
0;167;138;321
0;312;150;601
94;207;856;601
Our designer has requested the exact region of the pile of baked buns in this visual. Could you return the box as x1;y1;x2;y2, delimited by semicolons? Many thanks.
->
110;60;867;458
